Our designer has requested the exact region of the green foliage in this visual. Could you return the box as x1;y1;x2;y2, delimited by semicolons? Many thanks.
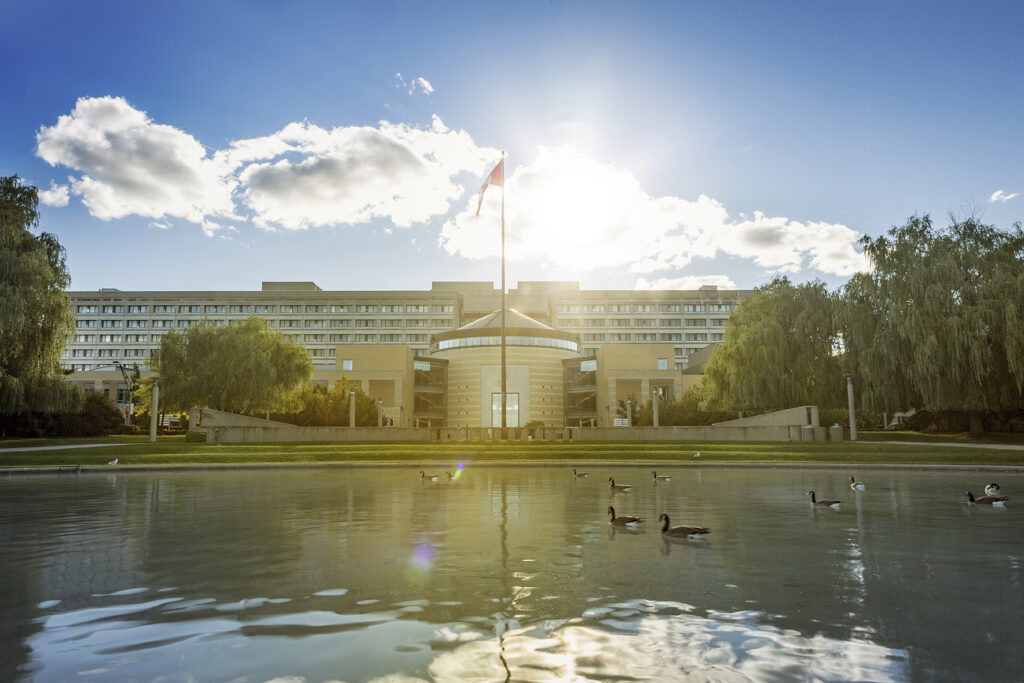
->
153;317;312;414
840;216;1024;430
271;380;380;426
618;386;737;426
184;430;206;443
0;390;124;437
0;176;76;414
701;277;845;412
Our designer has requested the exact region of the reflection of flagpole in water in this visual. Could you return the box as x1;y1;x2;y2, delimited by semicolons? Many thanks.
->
497;478;512;681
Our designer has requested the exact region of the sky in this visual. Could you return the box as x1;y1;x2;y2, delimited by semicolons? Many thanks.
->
2;1;1022;294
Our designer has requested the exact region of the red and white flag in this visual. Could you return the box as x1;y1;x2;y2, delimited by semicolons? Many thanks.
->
475;159;503;216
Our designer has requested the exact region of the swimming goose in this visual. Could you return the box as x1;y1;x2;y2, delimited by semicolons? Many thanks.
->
573;468;589;479
849;476;865;491
446;471;455;480
807;491;841;508
652;471;671;481
985;482;1000;496
658;513;710;538
608;506;644;526
965;490;1008;506
608;477;632;491
419;471;439;482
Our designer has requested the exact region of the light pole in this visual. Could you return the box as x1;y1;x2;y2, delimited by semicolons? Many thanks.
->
377;398;383;428
627;399;633;427
846;374;858;441
149;379;159;443
349;389;356;428
652;388;660;428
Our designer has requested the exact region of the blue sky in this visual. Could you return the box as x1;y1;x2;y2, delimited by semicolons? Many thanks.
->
2;1;1022;293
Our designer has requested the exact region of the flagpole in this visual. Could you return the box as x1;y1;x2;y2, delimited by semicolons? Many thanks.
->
500;151;507;438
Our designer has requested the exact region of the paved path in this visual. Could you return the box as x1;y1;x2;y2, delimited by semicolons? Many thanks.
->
874;440;1024;451
0;443;129;453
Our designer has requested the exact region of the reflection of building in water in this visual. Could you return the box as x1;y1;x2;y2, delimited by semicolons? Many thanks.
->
63;280;750;428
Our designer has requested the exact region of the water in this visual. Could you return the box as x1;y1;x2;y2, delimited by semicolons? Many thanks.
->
1;466;1022;682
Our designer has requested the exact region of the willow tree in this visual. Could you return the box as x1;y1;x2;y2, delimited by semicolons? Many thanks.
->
0;176;76;415
701;277;844;412
153;317;312;415
839;216;1024;434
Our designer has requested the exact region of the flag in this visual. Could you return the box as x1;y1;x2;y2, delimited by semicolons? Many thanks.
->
475;159;503;216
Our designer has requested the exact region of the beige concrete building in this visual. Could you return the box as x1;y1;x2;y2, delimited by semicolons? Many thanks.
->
63;280;751;428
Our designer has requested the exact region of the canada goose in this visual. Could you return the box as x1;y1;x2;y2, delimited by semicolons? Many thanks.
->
608;477;632;491
965;490;1008;506
652;471;671;481
608;506;643;526
573;468;589;479
446;471;455;480
985;482;1000;496
850;476;865;491
658;513;710;538
419;471;439;482
807;491;841;508
108;458;118;465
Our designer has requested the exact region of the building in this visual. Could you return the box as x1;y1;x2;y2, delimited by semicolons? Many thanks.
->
63;281;752;428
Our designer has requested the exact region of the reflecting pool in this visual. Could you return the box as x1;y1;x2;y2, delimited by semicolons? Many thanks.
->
1;466;1022;682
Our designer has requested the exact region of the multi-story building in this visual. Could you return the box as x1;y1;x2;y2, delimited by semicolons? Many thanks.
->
64;281;751;428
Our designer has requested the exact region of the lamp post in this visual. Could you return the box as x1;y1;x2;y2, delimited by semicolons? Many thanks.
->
627;399;633;427
846;374;858;441
652;388;660;428
149;379;159;443
377;398;383;428
349;389;356;428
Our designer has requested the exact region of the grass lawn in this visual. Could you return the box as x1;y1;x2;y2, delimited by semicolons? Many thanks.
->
3;433;1024;469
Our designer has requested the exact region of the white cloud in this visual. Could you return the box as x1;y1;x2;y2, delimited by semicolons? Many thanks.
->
634;275;739;290
237;116;496;230
37;180;69;207
439;145;867;278
150;220;171;230
394;72;435;95
35;96;235;223
989;189;1020;203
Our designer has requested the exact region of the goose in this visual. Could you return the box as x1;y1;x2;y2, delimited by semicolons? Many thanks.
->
965;490;1008;506
985;482;1000;496
608;477;632;491
446;471;455;480
108;458;118;465
658;513;710;538
573;468;589;479
652;471;672;482
807;490;841;508
419;470;439;482
849;476;865;491
693;451;701;459
608;506;643;526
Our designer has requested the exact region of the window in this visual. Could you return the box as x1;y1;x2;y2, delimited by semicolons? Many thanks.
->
153;305;173;313
99;334;121;343
609;304;628;313
674;347;685;357
381;334;403;342
634;304;655;313
204;305;226;313
660;318;682;327
341;359;353;371
180;305;201;313
659;304;681;313
255;305;276;313
636;333;657;341
685;318;707;327
581;359;597;371
330;304;351;313
305;319;326;328
660;333;682;342
610;333;631;342
178;320;194;328
491;393;520;427
683;304;705;313
354;334;377;342
612;319;631;327
72;349;92;357
98;349;120;358
583;333;605;342
407;334;428;342
305;334;326;342
279;320;300;328
101;320;123;328
685;333;708;342
230;305;253;313
102;305;124;313
127;320;148;328
380;304;401;313
125;348;147;358
431;304;454;313
306;305;327;313
77;320;97;328
710;318;726;327
355;305;376;313
431;319;453;327
657;358;669;370
405;319;428;328
152;320;174;328
354;319;376;328
330;334;350;343
77;305;98;313
128;305;148;313
380;319;403;328
584;319;604;327
408;304;428;313
560;319;581;327
710;333;724;341
74;334;94;343
635;319;656;328
331;319;353;327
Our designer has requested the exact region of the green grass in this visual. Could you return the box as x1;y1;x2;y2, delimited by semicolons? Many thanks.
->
3;434;1024;469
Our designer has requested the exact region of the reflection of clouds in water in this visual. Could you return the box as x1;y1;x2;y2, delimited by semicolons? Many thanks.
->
424;601;908;682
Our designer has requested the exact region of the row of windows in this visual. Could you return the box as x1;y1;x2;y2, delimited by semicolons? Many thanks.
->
556;303;734;313
76;303;455;315
433;336;579;353
76;318;454;330
557;317;727;328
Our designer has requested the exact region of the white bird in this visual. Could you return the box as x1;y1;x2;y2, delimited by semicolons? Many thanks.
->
693;451;701;459
608;477;632;491
652;471;671;482
608;506;644;526
850;476;865;491
108;458;118;465
658;513;710;538
807;490;841;508
419;470;439;482
985;482;1000;496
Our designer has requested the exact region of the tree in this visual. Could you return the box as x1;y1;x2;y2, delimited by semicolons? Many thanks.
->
839;216;1024;434
0;176;76;415
701;277;845;412
153;317;312;415
272;380;380;426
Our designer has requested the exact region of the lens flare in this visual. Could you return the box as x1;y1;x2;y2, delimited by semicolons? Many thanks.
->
410;544;436;571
